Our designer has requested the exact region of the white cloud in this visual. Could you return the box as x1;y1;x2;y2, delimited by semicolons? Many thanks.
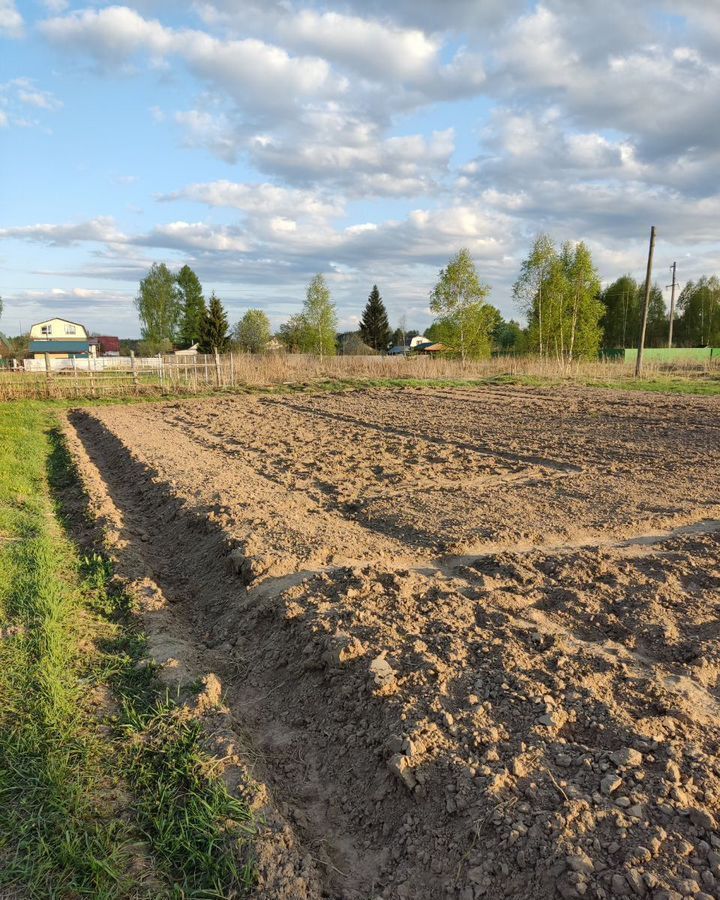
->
159;180;344;218
0;78;63;128
40;6;172;63
0;217;124;246
14;0;720;330
41;7;343;110
282;10;438;81
131;221;250;253
0;0;22;37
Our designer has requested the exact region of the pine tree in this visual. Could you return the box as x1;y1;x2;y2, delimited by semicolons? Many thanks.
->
358;285;391;351
176;264;206;348
198;292;230;354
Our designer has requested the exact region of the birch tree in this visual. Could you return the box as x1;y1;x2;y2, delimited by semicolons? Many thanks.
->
429;249;491;362
303;274;337;358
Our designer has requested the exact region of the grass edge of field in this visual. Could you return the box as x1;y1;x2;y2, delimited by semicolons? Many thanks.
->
0;402;256;898
4;368;720;412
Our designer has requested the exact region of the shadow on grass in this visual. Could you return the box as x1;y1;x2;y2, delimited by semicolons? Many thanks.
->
44;423;257;898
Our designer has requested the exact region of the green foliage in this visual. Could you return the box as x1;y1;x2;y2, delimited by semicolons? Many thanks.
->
390;327;418;348
493;319;525;352
277;314;307;353
359;285;392;351
198;292;230;354
676;276;720;346
600;275;639;348
430;249;493;361
135;262;181;353
124;702;255;895
601;277;668;348
514;236;603;359
642;282;668;348
0;332;29;359
176;264;206;349
301;274;337;357
512;234;556;356
234;308;272;353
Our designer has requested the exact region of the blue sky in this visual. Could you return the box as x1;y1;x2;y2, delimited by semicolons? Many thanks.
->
1;0;719;337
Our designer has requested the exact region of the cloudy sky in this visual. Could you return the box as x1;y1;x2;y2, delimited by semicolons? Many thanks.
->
1;1;719;337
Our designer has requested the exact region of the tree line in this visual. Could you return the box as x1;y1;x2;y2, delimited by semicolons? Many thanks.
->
133;241;720;360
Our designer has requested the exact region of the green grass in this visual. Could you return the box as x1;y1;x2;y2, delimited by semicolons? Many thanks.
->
3;365;720;407
0;402;256;898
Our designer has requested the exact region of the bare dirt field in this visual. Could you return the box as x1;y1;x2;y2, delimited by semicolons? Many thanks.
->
66;385;720;900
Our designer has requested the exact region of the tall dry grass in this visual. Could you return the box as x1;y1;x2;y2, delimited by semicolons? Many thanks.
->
0;352;717;401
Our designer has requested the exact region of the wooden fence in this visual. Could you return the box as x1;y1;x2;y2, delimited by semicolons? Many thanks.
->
0;350;716;401
0;352;239;400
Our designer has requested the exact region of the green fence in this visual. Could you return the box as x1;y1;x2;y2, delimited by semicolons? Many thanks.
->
622;347;718;364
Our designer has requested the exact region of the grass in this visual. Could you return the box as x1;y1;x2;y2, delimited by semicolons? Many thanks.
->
0;402;256;898
3;352;720;400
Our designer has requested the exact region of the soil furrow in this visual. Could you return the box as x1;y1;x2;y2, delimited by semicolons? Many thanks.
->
65;388;720;900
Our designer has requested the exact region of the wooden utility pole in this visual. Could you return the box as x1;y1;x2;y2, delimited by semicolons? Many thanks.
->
667;261;677;348
635;226;656;378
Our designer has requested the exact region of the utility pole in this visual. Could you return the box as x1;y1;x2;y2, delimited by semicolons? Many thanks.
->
635;225;656;378
667;261;677;348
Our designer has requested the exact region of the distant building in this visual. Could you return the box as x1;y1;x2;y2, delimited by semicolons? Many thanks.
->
174;343;199;356
29;318;90;359
89;335;120;357
409;335;432;349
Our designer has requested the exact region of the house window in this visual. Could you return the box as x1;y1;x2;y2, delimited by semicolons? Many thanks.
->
41;324;52;336
65;324;77;335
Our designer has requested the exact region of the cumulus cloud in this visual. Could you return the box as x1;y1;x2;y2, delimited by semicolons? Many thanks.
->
158;180;344;218
247;126;455;194
0;217;124;246
9;0;720;330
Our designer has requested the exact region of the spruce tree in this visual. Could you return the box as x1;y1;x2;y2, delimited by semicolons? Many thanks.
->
176;264;206;348
359;285;391;351
198;292;230;353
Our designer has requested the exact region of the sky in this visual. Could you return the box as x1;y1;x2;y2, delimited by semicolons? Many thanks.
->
1;0;719;338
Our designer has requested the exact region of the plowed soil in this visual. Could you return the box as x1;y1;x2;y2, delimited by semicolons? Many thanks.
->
66;386;720;900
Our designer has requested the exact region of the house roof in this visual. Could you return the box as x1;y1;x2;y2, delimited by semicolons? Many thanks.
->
29;340;90;353
31;318;87;330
